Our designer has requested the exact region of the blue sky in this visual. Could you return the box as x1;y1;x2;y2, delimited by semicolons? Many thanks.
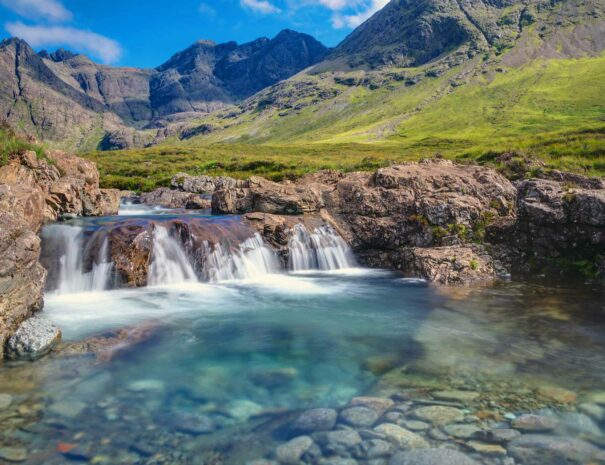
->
0;0;388;68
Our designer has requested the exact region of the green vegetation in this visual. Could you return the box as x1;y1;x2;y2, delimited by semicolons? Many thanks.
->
0;122;46;167
79;54;605;191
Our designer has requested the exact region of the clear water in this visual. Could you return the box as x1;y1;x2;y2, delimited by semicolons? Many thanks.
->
1;207;605;464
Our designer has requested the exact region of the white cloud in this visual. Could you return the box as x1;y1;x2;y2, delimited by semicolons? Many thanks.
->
241;0;281;15
0;0;72;22
6;21;122;63
198;2;217;17
331;0;388;29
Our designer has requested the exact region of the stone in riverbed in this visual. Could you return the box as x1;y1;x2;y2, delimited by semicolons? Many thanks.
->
0;393;13;409
291;408;338;434
0;447;27;462
349;397;394;414
313;429;362;455
508;434;599;465
477;428;520;443
512;414;559;432
168;412;215;435
536;386;577;404
443;424;482;439
412;406;464;425
389;448;480;465
579;403;605;422
465;440;506;455
352;439;393;459
48;400;86;418
275;436;314;465
400;420;430;431
340;406;380;428
6;316;61;361
432;390;479;404
373;423;428;449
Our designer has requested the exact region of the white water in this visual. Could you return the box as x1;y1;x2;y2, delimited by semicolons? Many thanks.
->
44;225;114;294
148;225;198;286
288;224;355;271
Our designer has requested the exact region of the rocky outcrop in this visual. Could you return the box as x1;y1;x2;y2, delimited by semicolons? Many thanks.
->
140;188;210;210
5;315;61;360
171;173;247;194
211;159;605;284
0;149;119;359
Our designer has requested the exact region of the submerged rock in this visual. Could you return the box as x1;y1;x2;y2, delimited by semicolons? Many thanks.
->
411;406;464;426
291;408;338;434
512;414;559;432
340;406;380;428
275;436;314;465
0;447;28;463
373;423;428;449
508;434;599;465
6;315;61;360
389;448;479;465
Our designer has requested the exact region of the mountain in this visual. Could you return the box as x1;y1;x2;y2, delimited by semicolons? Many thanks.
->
0;30;328;149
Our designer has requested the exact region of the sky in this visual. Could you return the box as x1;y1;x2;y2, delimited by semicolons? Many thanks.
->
0;0;389;68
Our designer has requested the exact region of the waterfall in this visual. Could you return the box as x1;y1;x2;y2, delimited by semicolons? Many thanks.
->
203;233;280;282
148;225;197;286
288;224;355;271
42;225;113;294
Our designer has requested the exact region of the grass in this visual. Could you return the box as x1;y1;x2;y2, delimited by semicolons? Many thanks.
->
0;122;47;167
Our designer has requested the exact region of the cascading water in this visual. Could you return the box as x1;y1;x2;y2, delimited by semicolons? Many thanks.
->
288;224;355;271
148;225;198;286
42;225;114;294
202;233;281;282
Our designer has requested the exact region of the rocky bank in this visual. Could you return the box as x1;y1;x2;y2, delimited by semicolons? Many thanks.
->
0;150;119;359
173;159;604;285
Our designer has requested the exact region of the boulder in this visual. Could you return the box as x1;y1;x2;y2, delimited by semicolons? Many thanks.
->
389;448;480;465
6;315;61;360
140;187;210;209
171;173;247;194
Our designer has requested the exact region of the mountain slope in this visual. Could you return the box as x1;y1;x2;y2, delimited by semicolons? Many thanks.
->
0;30;328;149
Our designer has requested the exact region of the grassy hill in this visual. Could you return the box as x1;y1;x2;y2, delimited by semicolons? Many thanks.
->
83;51;605;191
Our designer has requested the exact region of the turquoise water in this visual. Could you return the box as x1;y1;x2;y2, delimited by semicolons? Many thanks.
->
1;209;604;464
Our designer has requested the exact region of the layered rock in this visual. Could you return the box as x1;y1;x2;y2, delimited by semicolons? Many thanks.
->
172;172;248;194
0;149;120;359
140;188;210;210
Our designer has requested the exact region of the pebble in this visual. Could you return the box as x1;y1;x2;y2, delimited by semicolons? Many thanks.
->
508;434;599;465
478;428;521;443
373;423;429;449
313;429;362;451
0;447;28;462
536;386;577;404
291;408;338;434
127;379;165;392
579;403;605;422
275;436;313;465
389;448;480;465
512;414;559;432
349;397;394;414
465;440;506;456
340;406;380;428
443;424;482;439
432;390;480;404
503;413;516;421
400;420;430;431
48;400;87;418
0;393;13;409
412;406;464;425
354;439;393;459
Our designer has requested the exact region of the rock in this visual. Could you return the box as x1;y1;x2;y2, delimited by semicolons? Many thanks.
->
127;379;166;392
412;406;464;426
171;413;215;435
389;448;480;465
140;187;210;210
0;447;28;462
227;399;264;421
432;390;480;404
466;440;506;455
291;408;338;434
373;423;429;449
478;428;521;443
48;400;87;418
584;391;605;405
0;393;13;409
443;424;482;439
172;173;247;194
579;403;605;421
353;439;393;459
400;420;430;431
250;367;298;388
536;386;577;404
6;316;61;360
557;412;602;436
348;397;395;414
340;406;380;428
275;436;314;465
508;434;599;465
512;414;559;432
313;430;362;454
